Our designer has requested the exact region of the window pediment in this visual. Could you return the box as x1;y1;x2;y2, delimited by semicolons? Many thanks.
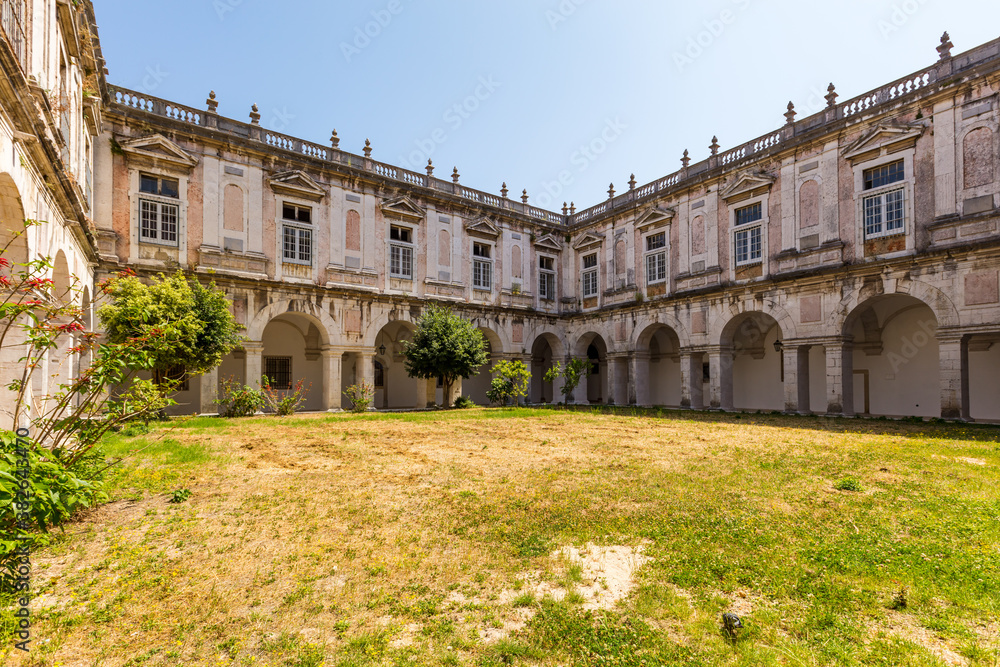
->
534;233;563;251
120;134;198;171
381;197;425;222
465;216;501;238
635;205;675;231
267;171;326;202
720;172;776;203
842;123;925;163
572;232;605;250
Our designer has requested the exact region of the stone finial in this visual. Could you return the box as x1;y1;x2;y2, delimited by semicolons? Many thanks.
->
501;182;509;198
521;189;529;204
249;104;260;125
628;174;637;190
426;159;434;176
681;149;691;168
825;83;838;109
330;129;340;148
363;138;372;158
938;31;954;60
608;183;615;199
570;202;576;215
562;202;569;215
206;91;218;113
785;101;797;125
452;167;460;183
710;136;720;155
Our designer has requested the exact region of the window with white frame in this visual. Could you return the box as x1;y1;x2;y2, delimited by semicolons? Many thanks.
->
539;256;556;301
389;225;414;279
582;253;599;298
644;231;667;285
281;202;313;265
138;173;180;246
733;202;763;266
473;242;492;290
862;159;906;240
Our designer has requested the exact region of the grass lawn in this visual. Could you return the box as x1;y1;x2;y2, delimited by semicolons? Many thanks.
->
2;407;999;666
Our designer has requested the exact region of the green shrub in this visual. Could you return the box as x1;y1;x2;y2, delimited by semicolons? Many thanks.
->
835;477;862;492
261;377;310;416
343;382;375;413
215;377;264;418
168;488;192;504
454;395;476;409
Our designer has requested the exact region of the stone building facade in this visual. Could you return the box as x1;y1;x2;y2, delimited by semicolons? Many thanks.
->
3;5;999;422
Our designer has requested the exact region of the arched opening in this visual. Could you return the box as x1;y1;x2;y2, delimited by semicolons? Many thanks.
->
575;333;609;404
373;321;419;409
465;327;502;406
636;324;682;407
844;295;939;418
530;333;563;404
721;312;784;411
0;173;27;424
259;312;327;413
968;333;1000;422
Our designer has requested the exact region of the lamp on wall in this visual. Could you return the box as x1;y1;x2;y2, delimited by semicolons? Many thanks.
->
378;343;387;356
773;339;784;353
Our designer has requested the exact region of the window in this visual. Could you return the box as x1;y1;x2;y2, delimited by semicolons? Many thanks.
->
389;225;414;279
862;160;906;240
281;203;313;265
539;256;556;301
473;242;492;290
263;357;292;391
374;361;384;388
165;365;189;392
644;232;667;285
138;174;180;246
733;203;763;266
582;253;598;298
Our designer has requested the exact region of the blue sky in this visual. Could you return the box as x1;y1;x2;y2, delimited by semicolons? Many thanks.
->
93;0;999;213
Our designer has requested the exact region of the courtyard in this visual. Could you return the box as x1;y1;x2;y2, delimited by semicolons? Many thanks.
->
2;408;998;666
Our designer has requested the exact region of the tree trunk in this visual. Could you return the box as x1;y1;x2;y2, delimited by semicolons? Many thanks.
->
443;378;453;408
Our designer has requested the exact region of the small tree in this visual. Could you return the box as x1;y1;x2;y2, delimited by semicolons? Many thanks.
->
98;271;242;392
544;358;593;405
487;359;531;407
402;304;489;407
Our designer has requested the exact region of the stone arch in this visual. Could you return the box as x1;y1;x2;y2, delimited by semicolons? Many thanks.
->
635;322;683;407
465;325;505;405
830;277;960;336
963;126;995;190
634;314;689;350
372;319;419;409
529;332;564;404
575;332;610;404
798;179;820;230
719;310;785;411
0;172;27;265
711;299;797;346
259;312;329;412
247;298;335;345
363;309;423;348
52;249;71;299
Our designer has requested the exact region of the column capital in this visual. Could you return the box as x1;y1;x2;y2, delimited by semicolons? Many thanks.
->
243;341;264;353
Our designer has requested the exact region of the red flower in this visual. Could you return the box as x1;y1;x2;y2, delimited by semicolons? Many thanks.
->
0;257;10;268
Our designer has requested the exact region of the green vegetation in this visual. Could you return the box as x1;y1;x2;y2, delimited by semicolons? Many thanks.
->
1;408;997;665
402;303;489;407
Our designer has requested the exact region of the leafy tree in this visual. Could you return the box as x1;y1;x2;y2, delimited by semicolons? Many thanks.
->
98;271;242;391
402;304;489;407
544;357;593;405
487;359;531;407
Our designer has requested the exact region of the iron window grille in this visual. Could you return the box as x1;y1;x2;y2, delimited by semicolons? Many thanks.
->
1;0;26;72
264;357;292;391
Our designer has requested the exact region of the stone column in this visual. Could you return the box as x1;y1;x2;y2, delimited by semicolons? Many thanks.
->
630;352;649;406
359;353;375;405
824;339;854;416
321;347;342;411
707;346;732;410
937;332;969;420
244;342;264;390
199;366;219;415
679;351;704;409
782;344;811;414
